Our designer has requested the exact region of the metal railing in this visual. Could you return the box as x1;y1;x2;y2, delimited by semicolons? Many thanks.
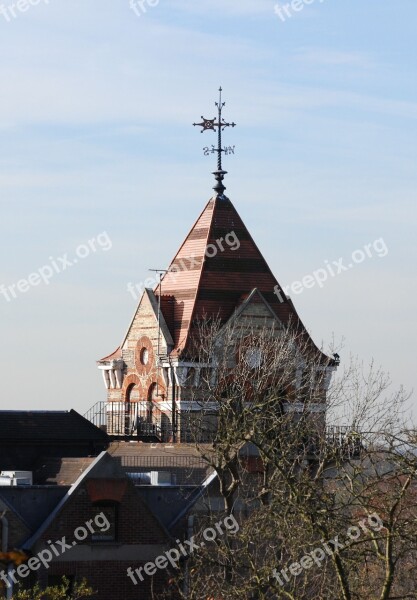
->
83;401;217;443
326;425;362;458
84;401;362;455
84;401;176;441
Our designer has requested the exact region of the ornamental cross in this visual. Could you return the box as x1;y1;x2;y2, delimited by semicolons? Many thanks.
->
193;87;236;197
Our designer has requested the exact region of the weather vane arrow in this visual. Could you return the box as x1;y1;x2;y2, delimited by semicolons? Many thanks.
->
193;87;236;198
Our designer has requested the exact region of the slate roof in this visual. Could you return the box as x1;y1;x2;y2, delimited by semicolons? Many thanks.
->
0;487;69;531
0;409;109;442
33;457;97;485
108;441;213;486
23;451;172;550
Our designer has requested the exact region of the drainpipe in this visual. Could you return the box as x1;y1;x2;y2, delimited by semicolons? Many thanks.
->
183;515;194;598
172;366;177;443
6;565;13;600
1;514;7;552
1;514;12;600
169;358;177;443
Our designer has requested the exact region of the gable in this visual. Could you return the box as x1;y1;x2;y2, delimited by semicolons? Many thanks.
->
122;288;173;357
231;288;284;328
23;453;170;551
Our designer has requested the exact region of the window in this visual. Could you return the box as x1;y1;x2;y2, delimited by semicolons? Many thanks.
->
128;383;140;402
140;347;149;365
135;336;153;374
148;381;165;401
91;503;117;542
245;347;263;369
199;367;212;387
186;367;196;387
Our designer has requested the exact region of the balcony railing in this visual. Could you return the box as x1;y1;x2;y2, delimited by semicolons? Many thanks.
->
83;401;216;443
326;425;362;458
84;401;177;442
84;401;362;455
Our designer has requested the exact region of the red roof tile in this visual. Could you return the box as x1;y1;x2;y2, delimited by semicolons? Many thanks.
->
97;347;122;363
154;196;324;358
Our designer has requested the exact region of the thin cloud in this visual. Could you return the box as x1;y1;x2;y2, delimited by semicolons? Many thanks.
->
169;0;273;17
294;47;374;68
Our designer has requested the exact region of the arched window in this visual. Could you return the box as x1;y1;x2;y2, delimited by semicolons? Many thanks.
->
147;381;165;401
148;382;159;402
127;383;140;402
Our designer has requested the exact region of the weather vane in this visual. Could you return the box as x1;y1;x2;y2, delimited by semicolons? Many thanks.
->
193;87;236;197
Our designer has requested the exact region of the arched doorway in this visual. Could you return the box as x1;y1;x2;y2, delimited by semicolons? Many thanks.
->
125;383;141;435
145;381;168;441
148;382;159;402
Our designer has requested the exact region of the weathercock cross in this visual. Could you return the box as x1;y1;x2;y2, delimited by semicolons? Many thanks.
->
193;87;236;198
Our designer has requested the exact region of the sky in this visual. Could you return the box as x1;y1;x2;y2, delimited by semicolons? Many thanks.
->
0;0;416;419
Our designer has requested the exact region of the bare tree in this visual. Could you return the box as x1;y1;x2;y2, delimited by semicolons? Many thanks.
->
167;317;416;600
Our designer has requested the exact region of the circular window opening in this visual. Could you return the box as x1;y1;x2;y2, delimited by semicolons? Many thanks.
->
245;347;263;369
140;348;149;366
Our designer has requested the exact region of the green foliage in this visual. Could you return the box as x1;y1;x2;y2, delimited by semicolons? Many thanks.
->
1;576;94;600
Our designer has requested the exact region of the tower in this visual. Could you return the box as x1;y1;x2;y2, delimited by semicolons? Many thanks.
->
96;90;336;442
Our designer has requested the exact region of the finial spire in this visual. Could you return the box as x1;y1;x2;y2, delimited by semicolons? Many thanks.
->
193;87;236;198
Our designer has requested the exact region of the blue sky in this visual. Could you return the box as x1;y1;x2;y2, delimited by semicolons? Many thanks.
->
0;0;416;417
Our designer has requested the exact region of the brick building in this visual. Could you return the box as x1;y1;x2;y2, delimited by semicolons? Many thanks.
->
95;193;336;443
0;97;342;598
1;183;338;598
0;451;179;599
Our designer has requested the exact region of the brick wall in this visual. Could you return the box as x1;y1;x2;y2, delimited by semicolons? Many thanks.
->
29;476;173;600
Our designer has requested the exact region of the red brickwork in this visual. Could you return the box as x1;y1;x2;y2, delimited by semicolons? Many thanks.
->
30;476;171;600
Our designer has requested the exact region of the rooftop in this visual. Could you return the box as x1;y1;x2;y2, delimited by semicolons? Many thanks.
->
0;409;109;442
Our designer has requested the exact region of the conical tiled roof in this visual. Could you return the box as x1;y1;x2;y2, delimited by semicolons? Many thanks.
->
155;196;322;358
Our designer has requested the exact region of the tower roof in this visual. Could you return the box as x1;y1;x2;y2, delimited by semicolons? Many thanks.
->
155;196;325;359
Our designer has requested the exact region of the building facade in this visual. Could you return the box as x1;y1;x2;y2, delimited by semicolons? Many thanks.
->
96;193;336;443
